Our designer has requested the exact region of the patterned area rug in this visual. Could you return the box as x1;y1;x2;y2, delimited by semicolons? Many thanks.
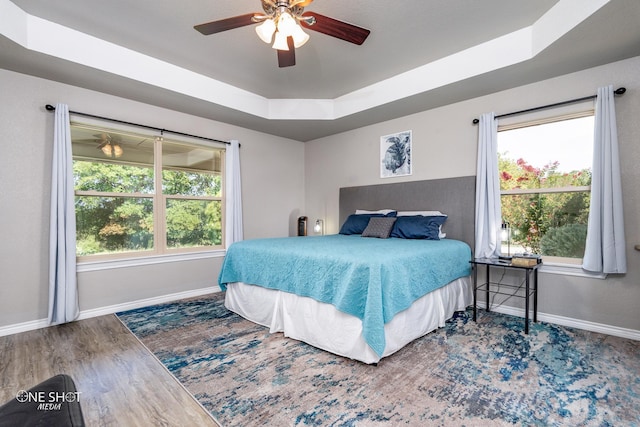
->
117;293;640;426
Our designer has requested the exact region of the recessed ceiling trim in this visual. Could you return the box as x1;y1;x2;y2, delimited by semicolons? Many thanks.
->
533;0;611;55
332;27;534;120
1;0;610;122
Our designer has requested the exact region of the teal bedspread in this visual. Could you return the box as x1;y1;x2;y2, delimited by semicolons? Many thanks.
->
218;234;471;357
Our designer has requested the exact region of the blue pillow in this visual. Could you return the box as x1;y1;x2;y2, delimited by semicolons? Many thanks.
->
339;212;396;235
390;215;447;240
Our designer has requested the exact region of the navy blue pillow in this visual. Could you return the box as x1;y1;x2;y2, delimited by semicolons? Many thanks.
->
339;212;397;235
390;215;447;239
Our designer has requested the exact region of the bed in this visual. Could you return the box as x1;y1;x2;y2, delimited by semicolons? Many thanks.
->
218;176;476;364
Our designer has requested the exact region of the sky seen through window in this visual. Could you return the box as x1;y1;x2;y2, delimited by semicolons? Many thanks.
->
498;116;594;173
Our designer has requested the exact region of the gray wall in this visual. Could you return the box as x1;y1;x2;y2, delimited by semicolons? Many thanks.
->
0;69;305;328
2;55;639;335
305;55;640;332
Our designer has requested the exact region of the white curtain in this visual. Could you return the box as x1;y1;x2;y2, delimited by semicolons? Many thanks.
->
582;85;626;273
225;140;243;247
48;103;79;325
475;112;502;259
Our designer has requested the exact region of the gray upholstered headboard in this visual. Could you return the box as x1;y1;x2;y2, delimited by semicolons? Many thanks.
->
339;176;476;250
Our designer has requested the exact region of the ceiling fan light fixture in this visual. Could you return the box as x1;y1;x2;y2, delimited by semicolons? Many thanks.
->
255;18;276;43
272;31;289;50
277;12;297;37
101;143;112;157
291;24;309;48
112;143;123;158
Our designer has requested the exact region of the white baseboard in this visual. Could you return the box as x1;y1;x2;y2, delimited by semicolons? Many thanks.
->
0;287;220;338
77;287;219;320
2;291;637;342
476;302;640;341
0;318;50;338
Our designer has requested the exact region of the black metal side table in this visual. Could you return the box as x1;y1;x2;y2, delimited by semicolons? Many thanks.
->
470;257;541;334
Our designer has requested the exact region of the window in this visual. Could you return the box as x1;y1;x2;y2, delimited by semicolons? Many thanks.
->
497;113;594;263
71;123;224;259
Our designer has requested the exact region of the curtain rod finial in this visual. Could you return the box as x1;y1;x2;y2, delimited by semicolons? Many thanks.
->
472;118;479;125
45;104;56;111
614;87;626;95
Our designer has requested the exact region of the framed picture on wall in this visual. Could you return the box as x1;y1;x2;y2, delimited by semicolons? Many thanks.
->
380;130;412;178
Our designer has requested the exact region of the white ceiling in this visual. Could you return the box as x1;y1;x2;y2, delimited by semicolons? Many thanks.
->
1;0;639;141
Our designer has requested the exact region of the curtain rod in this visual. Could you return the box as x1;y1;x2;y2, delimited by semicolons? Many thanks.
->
471;87;626;125
44;104;231;145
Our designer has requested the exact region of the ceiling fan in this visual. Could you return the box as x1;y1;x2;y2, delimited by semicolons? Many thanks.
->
93;133;123;158
194;0;370;68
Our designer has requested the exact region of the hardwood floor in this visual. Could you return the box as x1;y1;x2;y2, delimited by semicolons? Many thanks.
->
0;315;220;426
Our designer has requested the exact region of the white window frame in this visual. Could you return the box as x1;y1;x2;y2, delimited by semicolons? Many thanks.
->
71;120;226;267
497;110;605;278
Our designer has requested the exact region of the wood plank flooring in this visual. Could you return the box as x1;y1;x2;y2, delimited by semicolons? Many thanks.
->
0;315;220;426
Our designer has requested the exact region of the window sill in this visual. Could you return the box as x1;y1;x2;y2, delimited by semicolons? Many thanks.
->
539;262;607;279
77;249;226;272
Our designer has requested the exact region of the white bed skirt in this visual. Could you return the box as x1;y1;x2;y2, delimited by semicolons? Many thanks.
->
224;277;472;364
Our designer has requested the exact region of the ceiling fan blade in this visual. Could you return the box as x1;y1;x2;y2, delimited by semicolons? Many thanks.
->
277;37;296;68
194;13;257;35
301;12;370;45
